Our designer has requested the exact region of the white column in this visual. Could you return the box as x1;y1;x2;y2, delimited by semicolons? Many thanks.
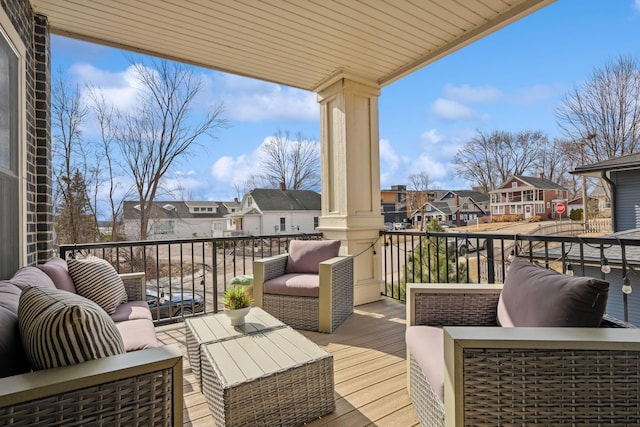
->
316;78;384;305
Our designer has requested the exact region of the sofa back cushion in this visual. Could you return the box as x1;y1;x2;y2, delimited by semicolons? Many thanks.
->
18;285;126;370
285;240;341;274
9;266;55;290
0;281;31;377
497;257;609;327
38;257;76;293
67;255;128;315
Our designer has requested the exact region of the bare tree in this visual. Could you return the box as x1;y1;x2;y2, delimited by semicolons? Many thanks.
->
253;130;320;190
87;87;123;241
115;59;226;240
51;75;97;243
556;55;640;162
454;129;548;193
407;172;430;231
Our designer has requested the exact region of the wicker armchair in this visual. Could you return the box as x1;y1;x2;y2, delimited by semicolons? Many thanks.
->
407;283;640;427
253;241;354;333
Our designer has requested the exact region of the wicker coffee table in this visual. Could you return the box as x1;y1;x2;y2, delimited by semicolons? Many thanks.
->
185;307;286;388
185;308;335;426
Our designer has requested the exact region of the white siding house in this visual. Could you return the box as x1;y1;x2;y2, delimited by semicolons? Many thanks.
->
122;200;241;240
228;189;321;236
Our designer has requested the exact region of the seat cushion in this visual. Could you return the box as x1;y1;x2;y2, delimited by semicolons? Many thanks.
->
285;239;341;274
406;325;445;403
38;257;76;293
116;319;158;351
111;300;153;322
18;285;126;370
67;254;128;315
264;273;320;297
497;257;609;327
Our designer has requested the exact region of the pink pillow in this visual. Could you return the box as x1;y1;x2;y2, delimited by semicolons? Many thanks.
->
285;240;341;274
38;257;76;293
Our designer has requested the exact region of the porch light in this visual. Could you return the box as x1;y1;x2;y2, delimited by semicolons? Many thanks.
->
565;264;574;276
622;276;633;295
601;256;611;274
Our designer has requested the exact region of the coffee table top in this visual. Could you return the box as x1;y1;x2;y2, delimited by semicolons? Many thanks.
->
186;307;285;344
202;326;332;387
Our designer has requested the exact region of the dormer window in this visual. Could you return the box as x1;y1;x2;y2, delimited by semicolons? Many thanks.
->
163;204;176;211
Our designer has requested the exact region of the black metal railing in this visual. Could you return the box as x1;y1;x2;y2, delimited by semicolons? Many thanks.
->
59;233;322;324
381;230;640;325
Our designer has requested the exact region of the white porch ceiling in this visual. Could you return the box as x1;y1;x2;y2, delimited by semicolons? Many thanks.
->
30;0;553;92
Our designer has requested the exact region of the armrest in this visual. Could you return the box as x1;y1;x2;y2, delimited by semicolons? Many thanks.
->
0;344;183;425
319;255;354;333
407;283;502;327
119;271;146;302
443;327;640;427
253;254;289;307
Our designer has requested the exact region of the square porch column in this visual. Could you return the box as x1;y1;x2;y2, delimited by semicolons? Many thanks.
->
316;78;384;305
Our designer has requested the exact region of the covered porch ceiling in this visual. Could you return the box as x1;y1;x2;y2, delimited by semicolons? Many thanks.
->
30;0;553;92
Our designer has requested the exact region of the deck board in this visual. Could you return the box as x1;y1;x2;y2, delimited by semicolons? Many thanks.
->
155;299;419;426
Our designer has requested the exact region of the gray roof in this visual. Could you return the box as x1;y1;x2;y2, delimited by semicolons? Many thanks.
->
123;200;233;220
572;153;640;177
440;190;489;203
504;175;566;190
249;189;321;211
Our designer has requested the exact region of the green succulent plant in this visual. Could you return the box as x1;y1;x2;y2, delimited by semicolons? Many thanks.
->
222;285;252;309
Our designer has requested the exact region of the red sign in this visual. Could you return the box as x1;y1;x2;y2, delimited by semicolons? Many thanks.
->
556;202;566;214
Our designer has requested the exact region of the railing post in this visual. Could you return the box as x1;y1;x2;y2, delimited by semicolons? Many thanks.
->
486;238;495;283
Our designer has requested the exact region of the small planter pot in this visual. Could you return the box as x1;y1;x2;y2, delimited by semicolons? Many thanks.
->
225;307;251;326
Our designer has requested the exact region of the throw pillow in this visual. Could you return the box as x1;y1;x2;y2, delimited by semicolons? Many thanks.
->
497;257;609;327
38;256;76;293
67;254;128;314
18;285;125;370
285;240;341;274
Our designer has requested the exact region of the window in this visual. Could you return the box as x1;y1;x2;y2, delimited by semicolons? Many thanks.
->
313;216;319;229
536;203;545;214
280;217;286;231
0;16;23;279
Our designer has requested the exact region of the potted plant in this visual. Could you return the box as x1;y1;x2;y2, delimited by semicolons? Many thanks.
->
222;285;252;326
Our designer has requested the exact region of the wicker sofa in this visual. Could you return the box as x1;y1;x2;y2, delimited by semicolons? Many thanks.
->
0;258;183;426
406;258;640;427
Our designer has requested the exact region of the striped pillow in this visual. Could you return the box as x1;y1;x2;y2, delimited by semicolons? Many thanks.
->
67;255;128;314
18;285;125;370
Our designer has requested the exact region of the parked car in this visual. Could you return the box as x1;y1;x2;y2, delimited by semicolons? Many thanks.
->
146;287;204;319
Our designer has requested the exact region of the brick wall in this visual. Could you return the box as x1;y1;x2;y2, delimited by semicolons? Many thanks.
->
1;0;53;265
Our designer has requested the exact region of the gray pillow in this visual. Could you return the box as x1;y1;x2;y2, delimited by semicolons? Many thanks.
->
285;240;341;274
67;254;128;314
18;285;125;370
497;257;609;327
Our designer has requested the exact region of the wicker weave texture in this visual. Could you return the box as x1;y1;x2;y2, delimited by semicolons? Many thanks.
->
263;255;288;282
330;257;353;332
120;273;145;302
264;294;319;331
409;354;444;427
462;347;640;425
0;368;174;426
201;342;335;427
413;292;499;327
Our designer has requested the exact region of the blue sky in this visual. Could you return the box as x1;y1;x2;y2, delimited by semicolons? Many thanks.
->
52;0;640;204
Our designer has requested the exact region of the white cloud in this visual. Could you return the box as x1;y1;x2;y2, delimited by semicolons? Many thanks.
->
211;74;319;122
513;84;558;105
71;63;145;112
443;84;503;104
429;98;482;121
420;129;443;145
635;0;640;11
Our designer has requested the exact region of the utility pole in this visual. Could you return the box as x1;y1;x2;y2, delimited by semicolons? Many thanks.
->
581;133;597;232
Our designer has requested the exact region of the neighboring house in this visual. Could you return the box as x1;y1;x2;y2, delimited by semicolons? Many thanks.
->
567;196;598;215
410;190;489;227
380;185;408;225
228;189;321;236
122;200;240;240
590;182;612;217
489;175;569;220
572;153;640;232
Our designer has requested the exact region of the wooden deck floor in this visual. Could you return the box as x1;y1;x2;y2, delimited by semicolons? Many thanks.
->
155;299;419;427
